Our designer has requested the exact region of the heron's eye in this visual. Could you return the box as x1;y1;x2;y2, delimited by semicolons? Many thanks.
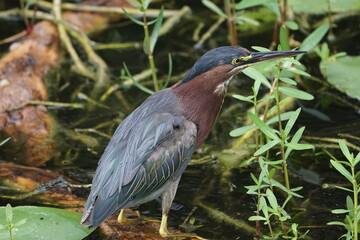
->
232;58;241;65
232;55;252;65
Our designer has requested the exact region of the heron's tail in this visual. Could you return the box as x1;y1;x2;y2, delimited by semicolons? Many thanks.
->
81;193;119;228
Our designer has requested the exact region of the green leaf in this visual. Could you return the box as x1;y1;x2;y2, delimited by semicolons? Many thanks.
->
248;112;279;140
279;25;289;50
250;173;260;185
279;77;297;85
355;152;360;165
0;138;10;147
291;126;305;144
271;179;303;198
298;23;329;55
132;0;142;8
202;0;227;18
150;7;164;52
259;197;269;218
331;209;350;214
251;46;271;52
5;204;12;224
163;53;173;89
282;57;302;66
285;21;298;30
147;18;158;26
230;125;256;137
335;186;353;193
265;189;279;211
232;94;254;103
123;63;154;95
0;206;94;240
327;221;348;227
243;67;271;88
278;87;314;100
284;108;301;135
253;79;262;96
141;0;151;10
13;218;27;227
283;67;311;77
264;160;283;165
285;143;314;151
121;8;144;26
291;186;303;192
289;0;360;14
266;111;295;125
143;35;149;55
236;0;275;10
346;195;353;210
330;160;352;182
326;55;360;99
254;139;281;156
338;139;352;162
248;216;267;221
268;169;276;180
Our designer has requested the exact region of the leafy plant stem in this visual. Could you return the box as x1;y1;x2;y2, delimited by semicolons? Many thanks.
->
351;165;358;240
256;188;261;236
253;93;259;150
274;65;291;190
261;73;279;122
143;11;159;91
267;220;274;239
326;0;334;37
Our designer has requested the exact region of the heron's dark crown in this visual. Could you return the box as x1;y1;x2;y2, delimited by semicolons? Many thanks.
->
180;46;251;85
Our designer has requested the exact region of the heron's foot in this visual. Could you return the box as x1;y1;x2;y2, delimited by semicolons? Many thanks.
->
159;214;207;239
160;231;207;240
117;209;141;225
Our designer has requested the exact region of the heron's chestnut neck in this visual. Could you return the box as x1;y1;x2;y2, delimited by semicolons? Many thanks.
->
171;64;234;147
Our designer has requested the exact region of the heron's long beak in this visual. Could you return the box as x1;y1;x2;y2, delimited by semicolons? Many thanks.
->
244;50;306;65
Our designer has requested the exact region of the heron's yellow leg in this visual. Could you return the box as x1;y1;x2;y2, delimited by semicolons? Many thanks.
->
159;214;207;240
117;209;140;225
159;214;170;236
117;209;128;224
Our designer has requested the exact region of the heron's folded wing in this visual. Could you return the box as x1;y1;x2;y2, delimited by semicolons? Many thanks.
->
82;112;197;226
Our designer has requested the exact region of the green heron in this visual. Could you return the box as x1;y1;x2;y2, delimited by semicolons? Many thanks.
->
81;46;305;237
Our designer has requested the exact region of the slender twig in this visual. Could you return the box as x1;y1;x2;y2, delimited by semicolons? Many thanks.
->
224;0;237;46
94;42;141;50
195;17;225;48
159;6;191;36
74;128;112;139
53;0;96;80
0;31;27;45
62;21;109;88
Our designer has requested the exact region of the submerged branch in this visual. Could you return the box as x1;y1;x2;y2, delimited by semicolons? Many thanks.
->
37;0;179;18
7;100;84;111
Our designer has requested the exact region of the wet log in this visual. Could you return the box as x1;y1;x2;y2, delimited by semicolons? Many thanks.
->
0;162;85;209
0;0;130;166
0;21;60;166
